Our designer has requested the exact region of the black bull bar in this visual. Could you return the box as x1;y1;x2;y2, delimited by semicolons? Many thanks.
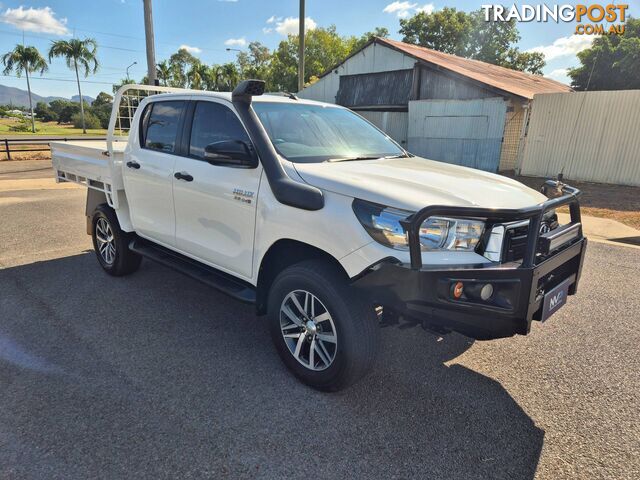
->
354;184;588;340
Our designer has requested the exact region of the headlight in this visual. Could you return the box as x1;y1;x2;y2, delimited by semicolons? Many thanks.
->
352;199;485;252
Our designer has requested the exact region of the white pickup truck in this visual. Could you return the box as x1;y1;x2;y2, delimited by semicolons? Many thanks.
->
52;82;587;391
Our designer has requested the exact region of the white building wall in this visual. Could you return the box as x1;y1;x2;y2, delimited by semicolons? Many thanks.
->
298;43;416;103
358;111;409;148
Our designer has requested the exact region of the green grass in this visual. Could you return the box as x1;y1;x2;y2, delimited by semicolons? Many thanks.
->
0;118;107;136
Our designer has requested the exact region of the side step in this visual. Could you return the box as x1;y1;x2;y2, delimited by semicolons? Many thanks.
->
129;238;256;303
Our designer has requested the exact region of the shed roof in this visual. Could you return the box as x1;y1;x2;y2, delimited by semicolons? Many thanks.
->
324;37;573;100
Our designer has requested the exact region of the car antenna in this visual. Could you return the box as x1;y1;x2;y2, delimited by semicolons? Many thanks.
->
283;91;298;100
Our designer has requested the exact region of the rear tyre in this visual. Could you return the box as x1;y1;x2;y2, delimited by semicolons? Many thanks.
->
91;204;141;276
267;260;379;391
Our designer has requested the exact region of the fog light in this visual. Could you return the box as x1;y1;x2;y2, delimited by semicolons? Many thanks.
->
480;283;494;301
452;282;464;299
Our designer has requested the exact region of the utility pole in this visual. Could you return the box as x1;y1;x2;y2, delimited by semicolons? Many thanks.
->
143;0;157;86
298;0;305;92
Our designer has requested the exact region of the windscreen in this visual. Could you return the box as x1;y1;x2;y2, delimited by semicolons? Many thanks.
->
252;102;405;163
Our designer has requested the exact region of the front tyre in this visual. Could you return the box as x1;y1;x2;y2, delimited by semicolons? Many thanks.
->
268;260;379;391
91;205;141;276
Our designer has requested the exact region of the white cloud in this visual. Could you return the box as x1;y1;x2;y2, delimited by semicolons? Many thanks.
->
383;2;434;18
262;27;273;34
179;44;202;54
273;16;317;36
266;15;279;24
415;3;435;15
527;35;593;61
224;37;247;47
0;6;69;35
546;68;570;84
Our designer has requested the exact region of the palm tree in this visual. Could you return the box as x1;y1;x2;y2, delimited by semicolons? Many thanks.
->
221;62;240;91
1;45;48;133
187;62;210;90
156;60;171;86
48;38;99;133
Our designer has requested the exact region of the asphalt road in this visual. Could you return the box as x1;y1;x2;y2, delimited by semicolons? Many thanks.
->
1;161;638;479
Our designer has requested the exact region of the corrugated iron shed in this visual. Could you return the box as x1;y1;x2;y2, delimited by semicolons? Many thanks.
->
320;37;573;101
519;90;640;186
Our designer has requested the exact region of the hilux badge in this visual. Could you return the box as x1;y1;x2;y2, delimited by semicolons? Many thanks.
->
233;188;254;204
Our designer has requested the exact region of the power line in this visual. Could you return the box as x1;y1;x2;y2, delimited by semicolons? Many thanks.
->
1;74;115;86
0;29;144;53
0;27;231;56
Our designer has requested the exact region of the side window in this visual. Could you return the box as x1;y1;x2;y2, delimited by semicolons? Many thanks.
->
141;101;185;153
189;102;252;159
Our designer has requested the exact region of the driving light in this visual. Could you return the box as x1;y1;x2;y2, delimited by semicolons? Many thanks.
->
480;283;494;301
352;199;485;252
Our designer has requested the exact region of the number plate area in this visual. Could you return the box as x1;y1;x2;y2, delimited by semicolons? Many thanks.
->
541;276;573;322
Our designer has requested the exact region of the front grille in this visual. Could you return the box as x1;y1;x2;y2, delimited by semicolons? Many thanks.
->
501;214;560;263
503;222;530;262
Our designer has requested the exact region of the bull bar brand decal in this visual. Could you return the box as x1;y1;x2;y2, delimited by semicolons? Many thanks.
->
481;3;628;35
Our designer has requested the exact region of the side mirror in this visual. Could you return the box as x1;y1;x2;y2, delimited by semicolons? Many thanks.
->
204;140;255;167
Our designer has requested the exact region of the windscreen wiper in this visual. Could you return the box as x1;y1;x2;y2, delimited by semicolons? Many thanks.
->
327;154;408;163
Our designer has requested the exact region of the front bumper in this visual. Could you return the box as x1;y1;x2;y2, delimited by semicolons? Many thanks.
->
353;184;587;340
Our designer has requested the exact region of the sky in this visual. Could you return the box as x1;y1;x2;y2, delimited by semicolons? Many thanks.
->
0;0;638;99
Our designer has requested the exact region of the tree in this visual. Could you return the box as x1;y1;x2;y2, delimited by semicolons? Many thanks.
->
48;38;99;133
354;27;390;51
92;91;113;107
399;7;545;74
269;27;357;92
218;62;240;90
72;111;101;130
568;18;640;90
49;99;73;117
1;44;48;132
187;61;211;90
156;60;172;86
34;101;57;122
237;41;272;83
90;92;113;128
58;103;81;123
168;48;199;88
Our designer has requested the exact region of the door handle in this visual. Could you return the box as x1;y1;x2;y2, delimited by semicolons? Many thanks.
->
126;161;140;169
174;171;194;182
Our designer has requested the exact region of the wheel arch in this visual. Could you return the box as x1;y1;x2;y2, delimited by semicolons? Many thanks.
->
256;239;349;315
85;189;134;234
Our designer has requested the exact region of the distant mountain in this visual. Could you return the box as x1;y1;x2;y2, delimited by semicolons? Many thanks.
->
71;94;95;104
0;84;94;107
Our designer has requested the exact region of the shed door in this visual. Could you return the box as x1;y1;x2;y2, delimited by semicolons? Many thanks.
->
408;98;507;172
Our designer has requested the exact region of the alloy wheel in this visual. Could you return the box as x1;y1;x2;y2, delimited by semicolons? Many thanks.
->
95;217;116;265
280;290;337;371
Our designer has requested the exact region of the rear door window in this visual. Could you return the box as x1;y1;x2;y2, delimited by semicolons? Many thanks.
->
141;101;185;153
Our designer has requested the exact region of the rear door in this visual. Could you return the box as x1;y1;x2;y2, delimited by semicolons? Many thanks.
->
124;99;186;247
172;99;262;279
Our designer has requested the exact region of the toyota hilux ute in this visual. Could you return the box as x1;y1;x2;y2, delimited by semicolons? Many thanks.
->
52;81;587;391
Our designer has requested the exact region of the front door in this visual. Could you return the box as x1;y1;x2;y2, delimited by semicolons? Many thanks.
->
123;99;186;247
172;100;262;279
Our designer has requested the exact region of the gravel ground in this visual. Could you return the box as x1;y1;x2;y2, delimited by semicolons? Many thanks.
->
0;161;638;479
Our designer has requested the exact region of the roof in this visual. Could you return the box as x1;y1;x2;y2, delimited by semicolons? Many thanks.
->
146;90;332;106
325;37;573;100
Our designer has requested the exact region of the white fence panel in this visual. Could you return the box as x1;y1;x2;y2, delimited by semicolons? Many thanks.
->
520;90;640;186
